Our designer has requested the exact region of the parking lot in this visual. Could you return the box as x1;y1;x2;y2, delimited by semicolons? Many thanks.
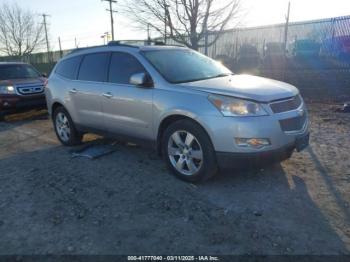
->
0;102;349;255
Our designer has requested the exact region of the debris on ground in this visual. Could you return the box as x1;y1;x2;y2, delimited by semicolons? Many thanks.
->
72;144;116;159
335;102;350;113
254;211;263;217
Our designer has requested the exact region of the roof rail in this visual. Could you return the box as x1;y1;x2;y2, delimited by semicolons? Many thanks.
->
107;41;142;48
107;40;185;48
69;45;104;54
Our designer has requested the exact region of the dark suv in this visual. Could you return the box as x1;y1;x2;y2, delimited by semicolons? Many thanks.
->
0;62;47;120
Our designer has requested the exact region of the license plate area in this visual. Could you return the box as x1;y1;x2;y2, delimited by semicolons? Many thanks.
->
296;132;310;152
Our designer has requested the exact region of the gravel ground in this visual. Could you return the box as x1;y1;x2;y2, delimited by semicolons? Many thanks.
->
0;103;349;255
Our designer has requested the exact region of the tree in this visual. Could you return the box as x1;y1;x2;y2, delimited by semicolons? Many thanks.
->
121;0;241;50
0;3;45;56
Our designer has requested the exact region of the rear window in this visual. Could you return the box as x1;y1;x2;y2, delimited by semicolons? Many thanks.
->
55;56;82;79
0;64;40;80
78;53;109;82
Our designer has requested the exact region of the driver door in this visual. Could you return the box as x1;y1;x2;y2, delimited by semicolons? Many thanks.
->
101;52;154;140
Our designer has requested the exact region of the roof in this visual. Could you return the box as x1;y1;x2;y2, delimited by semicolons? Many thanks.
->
65;42;187;59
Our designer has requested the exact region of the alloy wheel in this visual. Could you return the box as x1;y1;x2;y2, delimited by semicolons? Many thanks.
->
55;112;71;142
167;130;203;176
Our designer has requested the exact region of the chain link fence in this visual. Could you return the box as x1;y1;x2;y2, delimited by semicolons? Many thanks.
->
191;16;350;62
1;15;350;101
191;15;350;101
0;50;71;74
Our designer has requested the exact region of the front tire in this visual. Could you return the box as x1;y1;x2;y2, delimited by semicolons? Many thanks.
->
53;107;82;146
162;119;218;182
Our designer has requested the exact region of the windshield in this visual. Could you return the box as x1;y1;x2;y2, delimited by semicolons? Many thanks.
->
0;64;41;80
142;49;232;84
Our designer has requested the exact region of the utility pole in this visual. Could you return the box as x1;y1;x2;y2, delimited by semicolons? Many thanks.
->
164;2;169;43
146;23;152;45
41;14;51;62
58;37;63;58
204;25;209;55
164;13;167;43
147;23;150;41
102;0;117;41
283;2;291;82
283;2;291;54
101;32;110;45
101;35;106;45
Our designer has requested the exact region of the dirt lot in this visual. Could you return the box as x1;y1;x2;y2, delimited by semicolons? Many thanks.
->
0;103;349;255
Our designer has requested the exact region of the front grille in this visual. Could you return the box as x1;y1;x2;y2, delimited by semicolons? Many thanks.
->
270;95;302;113
279;113;307;132
16;84;44;95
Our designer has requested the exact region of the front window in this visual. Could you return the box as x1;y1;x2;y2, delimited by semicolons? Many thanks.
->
108;52;146;85
142;49;232;84
0;64;41;80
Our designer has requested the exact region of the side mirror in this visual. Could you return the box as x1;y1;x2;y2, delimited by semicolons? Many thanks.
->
129;73;153;88
42;73;47;78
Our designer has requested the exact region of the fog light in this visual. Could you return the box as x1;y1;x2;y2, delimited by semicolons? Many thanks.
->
235;138;271;148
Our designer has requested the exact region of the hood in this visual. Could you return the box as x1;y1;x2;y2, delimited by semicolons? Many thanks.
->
179;74;299;102
0;78;45;86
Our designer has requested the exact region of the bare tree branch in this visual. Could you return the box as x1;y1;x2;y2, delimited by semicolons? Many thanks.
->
0;3;45;56
121;0;241;50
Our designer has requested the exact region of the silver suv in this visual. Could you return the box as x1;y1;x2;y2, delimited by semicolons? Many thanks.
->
46;42;309;182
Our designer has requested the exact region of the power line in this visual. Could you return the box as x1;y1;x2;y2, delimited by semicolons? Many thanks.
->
101;0;117;41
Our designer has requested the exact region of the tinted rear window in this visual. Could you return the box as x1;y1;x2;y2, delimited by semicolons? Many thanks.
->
78;53;109;82
55;56;82;79
0;64;40;80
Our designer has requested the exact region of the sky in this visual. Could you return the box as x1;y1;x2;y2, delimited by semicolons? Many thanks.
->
1;0;350;51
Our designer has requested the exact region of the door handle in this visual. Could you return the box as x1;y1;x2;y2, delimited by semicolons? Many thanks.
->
102;92;113;98
69;88;77;94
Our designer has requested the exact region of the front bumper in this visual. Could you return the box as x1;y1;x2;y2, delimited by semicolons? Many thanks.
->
198;102;309;168
0;94;46;114
216;132;309;169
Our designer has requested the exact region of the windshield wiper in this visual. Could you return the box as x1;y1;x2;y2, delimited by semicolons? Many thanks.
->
212;73;233;78
174;73;233;84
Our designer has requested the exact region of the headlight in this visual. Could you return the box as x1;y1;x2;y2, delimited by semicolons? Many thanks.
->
0;85;15;94
208;94;268;116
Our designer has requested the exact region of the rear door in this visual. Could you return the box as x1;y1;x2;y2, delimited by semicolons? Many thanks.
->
101;52;154;140
72;52;110;130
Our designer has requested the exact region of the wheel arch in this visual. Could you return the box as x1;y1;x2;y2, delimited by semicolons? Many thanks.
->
51;101;64;116
51;101;75;122
156;113;214;155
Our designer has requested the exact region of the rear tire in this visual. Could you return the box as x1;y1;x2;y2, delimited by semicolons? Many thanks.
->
53;107;83;146
162;119;218;182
